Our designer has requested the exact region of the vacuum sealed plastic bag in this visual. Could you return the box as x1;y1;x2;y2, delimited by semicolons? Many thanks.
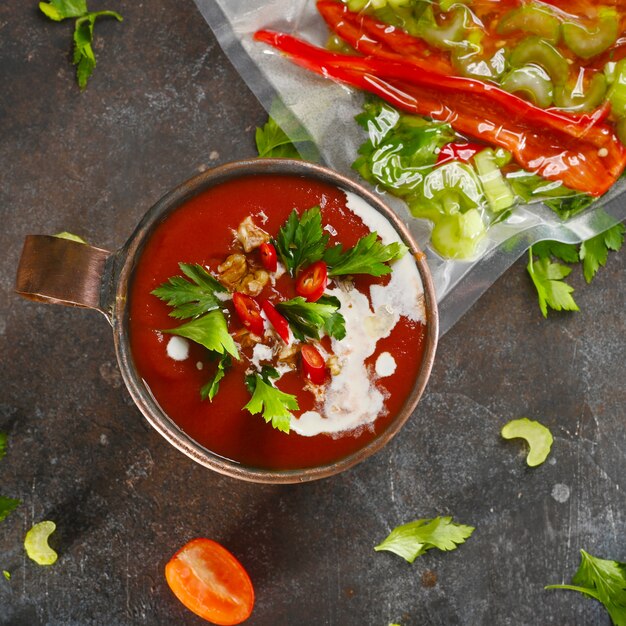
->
193;0;626;334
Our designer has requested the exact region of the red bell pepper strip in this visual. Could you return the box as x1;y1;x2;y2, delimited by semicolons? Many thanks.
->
316;0;454;76
260;299;291;344
254;30;626;195
436;142;485;165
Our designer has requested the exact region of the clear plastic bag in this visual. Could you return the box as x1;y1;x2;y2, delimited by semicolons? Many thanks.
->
193;0;626;334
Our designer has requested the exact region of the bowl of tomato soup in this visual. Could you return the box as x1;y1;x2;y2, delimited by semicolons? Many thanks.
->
16;159;437;482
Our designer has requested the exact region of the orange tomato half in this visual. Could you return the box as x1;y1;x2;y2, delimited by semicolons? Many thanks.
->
165;538;254;625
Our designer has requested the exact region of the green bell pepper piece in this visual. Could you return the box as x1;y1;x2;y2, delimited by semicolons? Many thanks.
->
554;71;607;112
500;65;554;108
508;36;570;86
562;9;619;60
497;5;561;44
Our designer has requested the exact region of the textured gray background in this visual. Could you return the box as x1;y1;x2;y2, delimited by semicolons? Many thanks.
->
1;1;625;625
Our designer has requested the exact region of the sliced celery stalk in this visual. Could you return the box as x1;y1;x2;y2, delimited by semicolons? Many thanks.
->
562;11;619;60
473;149;515;213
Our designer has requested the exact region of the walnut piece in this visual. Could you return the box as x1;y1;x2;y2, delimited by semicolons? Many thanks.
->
276;342;299;368
236;216;270;252
217;254;269;296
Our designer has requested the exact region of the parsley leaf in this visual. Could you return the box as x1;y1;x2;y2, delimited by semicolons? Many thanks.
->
200;353;232;402
531;240;579;265
580;223;625;284
527;248;579;318
276;295;346;341
244;367;299;433
274;206;329;276
256;117;310;159
375;517;475;563
152;263;226;320
163;310;239;360
0;432;6;461
324;232;408;277
39;1;122;90
0;497;20;523
546;550;626;626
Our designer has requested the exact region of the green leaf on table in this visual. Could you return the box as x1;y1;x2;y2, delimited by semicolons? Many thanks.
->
274;206;329;276
0;432;6;461
276;295;345;341
0;497;20;523
244;367;298;433
39;0;123;90
527;249;579;318
2;570;10;581
324;231;407;277
546;550;626;626
375;516;475;563
39;0;88;20
532;240;579;265
200;353;232;402
255;116;311;159
579;223;625;283
163;310;239;360
152;263;226;320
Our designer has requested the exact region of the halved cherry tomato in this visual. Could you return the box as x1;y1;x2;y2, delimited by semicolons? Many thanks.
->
232;292;264;337
165;538;254;625
300;344;326;385
258;242;277;272
295;261;328;302
260;299;290;344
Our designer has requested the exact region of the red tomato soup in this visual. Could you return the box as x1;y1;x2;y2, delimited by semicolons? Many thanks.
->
129;174;427;470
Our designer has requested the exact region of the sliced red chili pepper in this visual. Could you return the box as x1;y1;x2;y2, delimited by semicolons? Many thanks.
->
436;142;485;166
295;260;328;302
260;299;290;344
300;344;326;385
316;0;454;76
232;292;264;337
254;30;626;196
259;242;277;272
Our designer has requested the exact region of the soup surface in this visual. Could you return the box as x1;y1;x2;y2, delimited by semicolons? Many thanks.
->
129;174;427;470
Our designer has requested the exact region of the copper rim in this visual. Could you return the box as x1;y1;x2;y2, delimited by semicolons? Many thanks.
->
113;159;438;483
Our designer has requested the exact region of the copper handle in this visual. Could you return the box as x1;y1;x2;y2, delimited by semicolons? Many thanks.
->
15;235;112;314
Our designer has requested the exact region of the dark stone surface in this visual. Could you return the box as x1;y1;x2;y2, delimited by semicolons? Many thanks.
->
1;1;624;625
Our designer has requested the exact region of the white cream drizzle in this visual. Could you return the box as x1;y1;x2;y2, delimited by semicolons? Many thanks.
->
290;190;425;437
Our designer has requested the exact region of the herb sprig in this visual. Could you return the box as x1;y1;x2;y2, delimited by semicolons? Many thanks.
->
546;550;626;626
375;517;475;563
527;223;624;317
39;0;123;89
244;367;299;433
276;295;346;341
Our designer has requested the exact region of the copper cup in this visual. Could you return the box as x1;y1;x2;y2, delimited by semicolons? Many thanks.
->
15;159;438;483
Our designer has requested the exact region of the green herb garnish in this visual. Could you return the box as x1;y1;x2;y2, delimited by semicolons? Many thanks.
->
152;263;226;320
0;497;20;523
527;223;624;317
580;223;625;283
274;206;329;276
244;367;299;433
39;0;123;90
0;432;6;462
163;310;239;360
200;353;232;402
527;249;579;318
375;517;475;563
276;295;345;341
2;571;10;581
324;232;407;277
501;418;553;467
546;550;626;625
